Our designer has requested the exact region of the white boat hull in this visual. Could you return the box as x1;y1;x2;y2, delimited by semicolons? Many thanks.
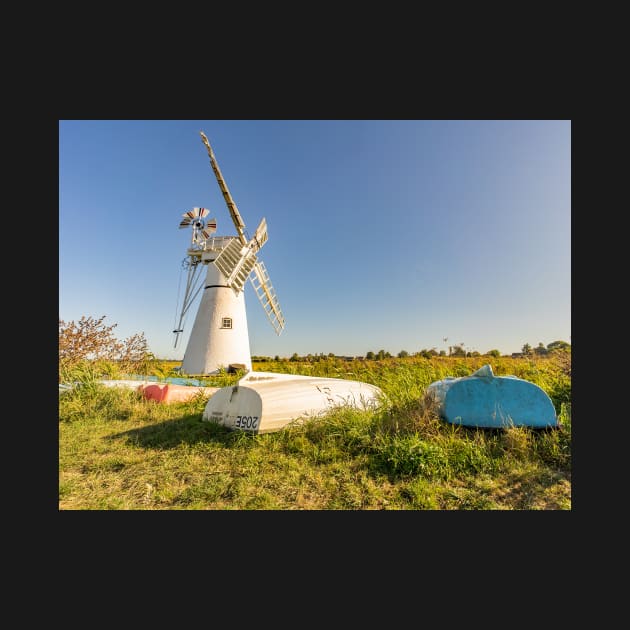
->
202;371;383;434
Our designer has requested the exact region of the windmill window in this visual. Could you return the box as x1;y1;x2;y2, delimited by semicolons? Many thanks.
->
221;317;233;329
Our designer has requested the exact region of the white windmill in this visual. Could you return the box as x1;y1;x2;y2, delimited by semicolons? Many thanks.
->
172;131;285;375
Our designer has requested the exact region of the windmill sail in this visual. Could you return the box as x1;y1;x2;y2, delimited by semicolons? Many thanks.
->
214;239;259;294
251;217;268;250
199;132;247;245
250;261;285;335
197;130;285;336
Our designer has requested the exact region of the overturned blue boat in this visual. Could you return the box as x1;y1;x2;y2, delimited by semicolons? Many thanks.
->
426;364;558;428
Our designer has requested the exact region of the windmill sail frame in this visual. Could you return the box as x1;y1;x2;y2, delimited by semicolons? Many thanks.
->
250;261;285;334
199;130;285;336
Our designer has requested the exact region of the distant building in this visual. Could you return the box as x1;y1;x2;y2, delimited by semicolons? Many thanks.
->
511;353;524;358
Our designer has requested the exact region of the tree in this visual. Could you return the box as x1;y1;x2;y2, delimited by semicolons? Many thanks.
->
534;342;548;356
522;343;532;356
290;352;299;362
366;351;375;360
59;315;154;377
59;315;120;367
417;348;437;359
547;340;570;352
397;350;409;358
486;349;501;358
118;332;150;363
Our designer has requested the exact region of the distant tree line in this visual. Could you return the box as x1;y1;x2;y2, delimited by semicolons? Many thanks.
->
519;340;570;357
59;316;570;366
251;341;570;363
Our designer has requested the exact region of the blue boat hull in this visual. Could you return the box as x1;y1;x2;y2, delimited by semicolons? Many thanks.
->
426;365;558;428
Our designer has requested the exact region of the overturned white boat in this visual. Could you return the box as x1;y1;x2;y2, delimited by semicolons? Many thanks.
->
202;371;383;434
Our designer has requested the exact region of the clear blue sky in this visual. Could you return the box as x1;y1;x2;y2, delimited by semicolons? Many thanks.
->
59;120;571;360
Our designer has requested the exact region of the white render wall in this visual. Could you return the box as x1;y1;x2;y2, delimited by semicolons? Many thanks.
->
181;262;252;375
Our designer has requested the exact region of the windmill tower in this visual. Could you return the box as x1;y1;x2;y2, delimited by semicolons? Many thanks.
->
172;131;285;375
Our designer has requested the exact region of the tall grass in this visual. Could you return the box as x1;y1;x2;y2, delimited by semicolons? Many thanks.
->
59;354;571;510
60;358;243;389
252;354;570;413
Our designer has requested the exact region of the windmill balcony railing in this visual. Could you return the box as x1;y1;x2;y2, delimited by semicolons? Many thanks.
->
188;236;238;257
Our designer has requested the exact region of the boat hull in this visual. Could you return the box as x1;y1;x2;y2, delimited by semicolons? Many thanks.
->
202;371;383;434
426;365;558;428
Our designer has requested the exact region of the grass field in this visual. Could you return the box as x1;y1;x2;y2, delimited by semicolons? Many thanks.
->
58;354;571;510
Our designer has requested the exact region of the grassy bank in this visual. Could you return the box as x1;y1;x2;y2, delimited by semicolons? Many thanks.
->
58;355;571;510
